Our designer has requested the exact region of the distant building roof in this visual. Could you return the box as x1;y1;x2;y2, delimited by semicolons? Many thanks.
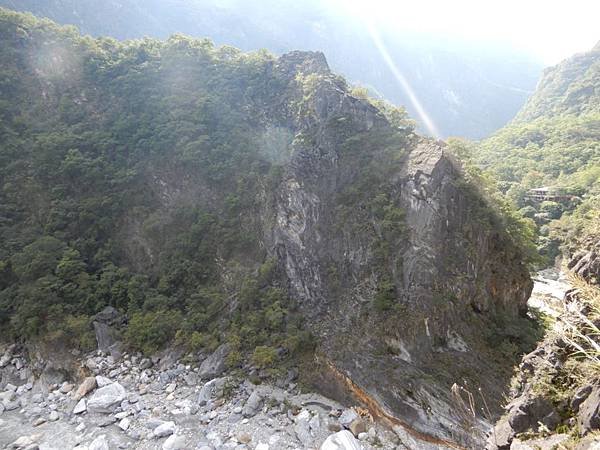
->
529;187;563;193
526;186;574;202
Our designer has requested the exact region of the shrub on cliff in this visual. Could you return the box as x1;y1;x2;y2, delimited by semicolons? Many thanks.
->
125;310;183;354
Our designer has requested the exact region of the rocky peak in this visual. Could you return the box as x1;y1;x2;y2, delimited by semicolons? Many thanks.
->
272;50;384;136
276;50;331;76
400;139;457;178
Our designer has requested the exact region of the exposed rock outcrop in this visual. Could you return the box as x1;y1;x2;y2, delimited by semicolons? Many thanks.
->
487;279;600;449
92;306;125;353
198;343;231;380
568;236;600;285
262;52;532;446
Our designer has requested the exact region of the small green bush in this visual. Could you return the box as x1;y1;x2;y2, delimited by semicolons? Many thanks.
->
251;345;277;368
125;309;183;354
44;314;96;351
374;279;396;312
225;350;243;369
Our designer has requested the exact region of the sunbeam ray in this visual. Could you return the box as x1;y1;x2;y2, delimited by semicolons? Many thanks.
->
366;22;441;139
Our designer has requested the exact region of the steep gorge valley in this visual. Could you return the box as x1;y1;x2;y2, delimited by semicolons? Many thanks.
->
0;5;599;450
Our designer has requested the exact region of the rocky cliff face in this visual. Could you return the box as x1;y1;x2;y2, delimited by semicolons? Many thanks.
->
563;221;600;285
568;234;600;286
486;277;600;450
246;52;533;447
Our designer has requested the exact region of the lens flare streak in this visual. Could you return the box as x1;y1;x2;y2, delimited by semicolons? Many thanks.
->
367;22;441;139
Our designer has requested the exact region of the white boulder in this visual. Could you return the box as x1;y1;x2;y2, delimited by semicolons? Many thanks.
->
73;398;87;414
87;382;126;413
89;434;110;450
321;430;362;450
153;421;176;438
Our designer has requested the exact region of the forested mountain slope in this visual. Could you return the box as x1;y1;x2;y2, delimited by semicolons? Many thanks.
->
0;0;543;139
472;42;600;270
515;41;600;122
0;8;537;447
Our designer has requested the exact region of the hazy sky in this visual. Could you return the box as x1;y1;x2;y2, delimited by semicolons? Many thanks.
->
328;0;600;64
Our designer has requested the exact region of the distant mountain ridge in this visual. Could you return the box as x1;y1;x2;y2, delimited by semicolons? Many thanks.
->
515;41;600;122
0;0;543;139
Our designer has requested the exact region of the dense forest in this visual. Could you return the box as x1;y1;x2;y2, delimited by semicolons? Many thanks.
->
0;8;310;362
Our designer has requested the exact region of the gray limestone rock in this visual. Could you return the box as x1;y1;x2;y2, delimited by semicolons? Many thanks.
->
243;390;263;417
198;344;230;379
320;430;362;450
573;386;594;413
89;435;110;450
578;386;600;434
92;306;124;352
338;409;359;427
87;382;127;413
8;435;39;450
95;376;112;388
73;398;87;414
183;372;199;386
162;434;186;450
197;378;227;406
139;358;152;370
153;421;176;438
4;400;19;411
33;417;46;427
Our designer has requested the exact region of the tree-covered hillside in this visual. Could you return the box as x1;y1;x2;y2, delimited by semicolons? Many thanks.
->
515;42;600;122
0;8;308;358
473;42;600;265
0;0;543;139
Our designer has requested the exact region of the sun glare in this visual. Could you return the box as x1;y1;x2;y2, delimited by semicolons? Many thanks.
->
327;0;600;64
366;22;441;139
